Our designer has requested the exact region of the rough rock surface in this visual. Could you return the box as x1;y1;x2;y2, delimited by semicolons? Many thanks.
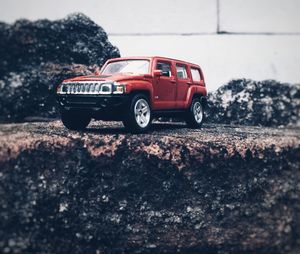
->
0;13;120;122
0;121;299;253
207;79;300;127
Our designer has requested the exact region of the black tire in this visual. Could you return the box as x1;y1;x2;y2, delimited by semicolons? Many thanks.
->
185;97;204;128
61;110;91;130
123;94;152;133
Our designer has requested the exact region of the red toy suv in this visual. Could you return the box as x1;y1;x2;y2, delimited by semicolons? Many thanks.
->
57;56;207;133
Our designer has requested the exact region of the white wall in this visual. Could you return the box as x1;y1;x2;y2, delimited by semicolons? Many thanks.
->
0;0;299;91
109;35;300;91
220;0;300;34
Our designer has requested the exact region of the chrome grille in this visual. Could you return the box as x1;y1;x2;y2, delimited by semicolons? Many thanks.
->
60;82;112;95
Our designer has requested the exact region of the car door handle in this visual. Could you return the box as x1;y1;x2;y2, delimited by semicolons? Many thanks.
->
170;79;176;83
187;81;192;85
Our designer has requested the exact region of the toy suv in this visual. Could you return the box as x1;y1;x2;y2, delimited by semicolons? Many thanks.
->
57;56;207;133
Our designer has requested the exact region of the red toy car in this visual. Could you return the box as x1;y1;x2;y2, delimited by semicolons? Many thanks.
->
57;56;207;133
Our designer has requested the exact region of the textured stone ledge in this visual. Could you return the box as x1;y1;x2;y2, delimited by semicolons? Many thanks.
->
0;121;299;253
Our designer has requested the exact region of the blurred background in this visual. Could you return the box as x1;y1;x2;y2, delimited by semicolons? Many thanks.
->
0;0;299;90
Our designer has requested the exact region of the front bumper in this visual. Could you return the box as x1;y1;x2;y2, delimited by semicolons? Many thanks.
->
57;94;129;112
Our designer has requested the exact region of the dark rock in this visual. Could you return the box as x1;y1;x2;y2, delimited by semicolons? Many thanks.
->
0;63;92;122
207;79;300;127
0;121;299;253
0;13;120;122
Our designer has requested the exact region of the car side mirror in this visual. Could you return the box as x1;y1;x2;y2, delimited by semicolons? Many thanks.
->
153;70;162;76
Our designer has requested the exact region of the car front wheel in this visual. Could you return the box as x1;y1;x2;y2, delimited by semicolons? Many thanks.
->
123;94;152;133
185;98;204;128
61;110;91;130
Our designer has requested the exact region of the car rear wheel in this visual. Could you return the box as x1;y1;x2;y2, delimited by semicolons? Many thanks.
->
61;110;91;130
185;98;204;128
123;94;151;133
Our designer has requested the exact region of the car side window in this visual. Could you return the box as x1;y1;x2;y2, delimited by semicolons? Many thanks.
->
156;61;172;77
176;65;188;79
191;68;201;82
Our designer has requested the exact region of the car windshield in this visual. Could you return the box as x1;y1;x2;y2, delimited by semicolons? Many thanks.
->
102;60;150;75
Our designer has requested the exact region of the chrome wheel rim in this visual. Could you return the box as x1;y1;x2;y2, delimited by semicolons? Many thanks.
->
193;102;203;124
134;99;151;128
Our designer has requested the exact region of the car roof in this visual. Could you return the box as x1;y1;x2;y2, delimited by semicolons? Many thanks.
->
107;56;200;68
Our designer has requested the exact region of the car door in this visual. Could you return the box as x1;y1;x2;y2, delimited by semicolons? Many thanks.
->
152;60;176;110
175;64;191;108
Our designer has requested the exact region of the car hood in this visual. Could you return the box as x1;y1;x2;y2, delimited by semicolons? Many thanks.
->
63;73;150;83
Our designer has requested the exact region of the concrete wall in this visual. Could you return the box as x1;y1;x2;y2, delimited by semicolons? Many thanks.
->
0;0;299;90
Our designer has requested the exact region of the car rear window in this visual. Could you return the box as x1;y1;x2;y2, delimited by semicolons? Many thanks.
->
191;68;201;82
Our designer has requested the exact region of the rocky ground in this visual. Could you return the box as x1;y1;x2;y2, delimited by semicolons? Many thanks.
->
0;120;299;253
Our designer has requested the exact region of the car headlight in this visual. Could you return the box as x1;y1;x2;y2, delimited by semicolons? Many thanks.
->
99;82;125;94
113;82;126;94
99;83;113;94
